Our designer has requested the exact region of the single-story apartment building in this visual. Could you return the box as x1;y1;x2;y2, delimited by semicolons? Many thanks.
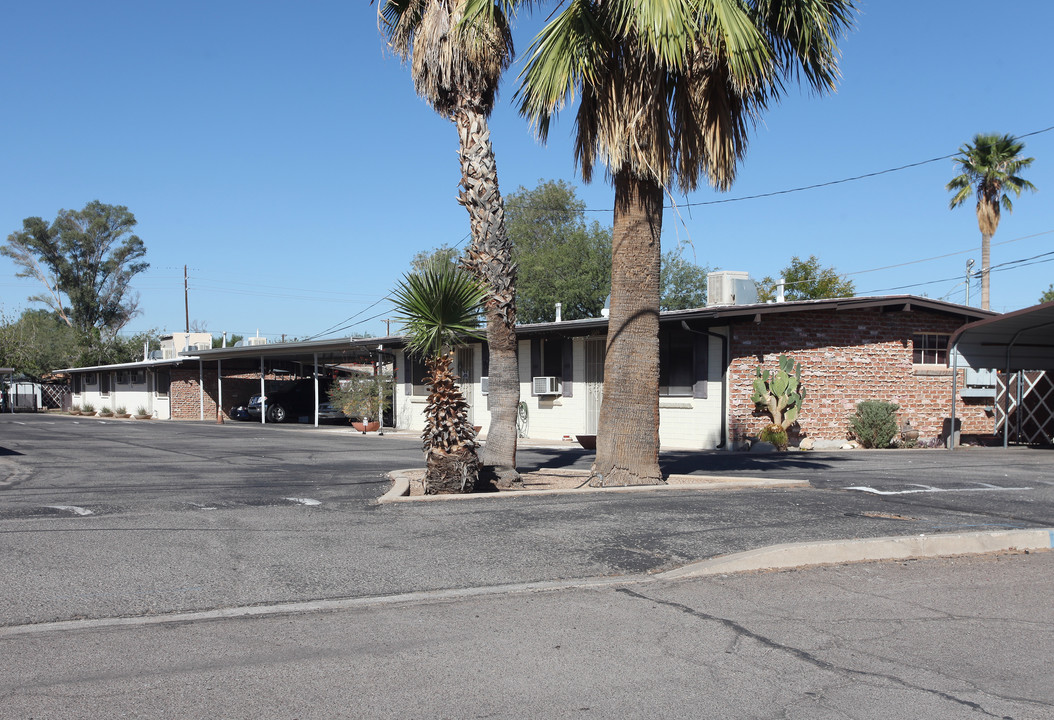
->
57;294;1009;447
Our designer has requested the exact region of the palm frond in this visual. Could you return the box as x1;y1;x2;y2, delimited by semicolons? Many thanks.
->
390;260;487;358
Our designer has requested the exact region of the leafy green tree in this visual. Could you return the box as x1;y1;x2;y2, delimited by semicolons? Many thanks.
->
380;0;522;488
2;201;148;336
506;180;611;323
503;0;854;485
1040;285;1054;304
660;247;709;311
947;133;1036;310
409;244;459;272
0;309;81;379
756;256;855;302
391;260;487;493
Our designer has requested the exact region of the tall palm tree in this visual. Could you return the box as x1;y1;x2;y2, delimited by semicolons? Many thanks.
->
379;0;522;489
391;260;488;493
947;133;1036;310
489;0;855;485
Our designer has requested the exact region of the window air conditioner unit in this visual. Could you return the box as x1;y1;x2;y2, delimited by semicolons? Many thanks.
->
480;376;489;395
533;376;561;395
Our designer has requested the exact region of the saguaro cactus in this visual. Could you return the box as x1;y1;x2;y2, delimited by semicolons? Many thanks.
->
751;355;805;430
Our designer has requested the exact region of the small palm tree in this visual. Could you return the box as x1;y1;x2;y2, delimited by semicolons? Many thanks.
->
391;260;487;493
947;133;1036;310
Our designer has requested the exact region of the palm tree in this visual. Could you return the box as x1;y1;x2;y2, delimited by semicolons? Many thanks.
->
947;133;1036;310
391;260;488;493
379;0;522;488
493;0;855;485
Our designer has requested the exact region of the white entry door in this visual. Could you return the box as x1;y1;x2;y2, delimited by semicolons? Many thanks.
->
457;347;475;425
585;338;604;434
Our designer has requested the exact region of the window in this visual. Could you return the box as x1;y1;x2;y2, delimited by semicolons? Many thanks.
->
99;372;111;397
116;370;129;385
72;374;82;394
530;338;572;397
913;334;948;365
405;353;429;396
659;328;709;398
85;373;97;386
660;331;695;396
155;370;170;397
131;370;145;385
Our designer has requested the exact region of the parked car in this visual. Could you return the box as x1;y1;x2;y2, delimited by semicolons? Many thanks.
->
246;379;345;423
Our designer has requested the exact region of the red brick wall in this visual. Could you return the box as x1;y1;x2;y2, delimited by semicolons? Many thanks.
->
728;308;992;444
171;368;289;420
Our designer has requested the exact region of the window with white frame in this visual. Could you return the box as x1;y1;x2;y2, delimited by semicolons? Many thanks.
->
912;333;949;365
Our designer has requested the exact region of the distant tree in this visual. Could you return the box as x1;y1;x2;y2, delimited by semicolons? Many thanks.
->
409;244;459;272
660;247;709;311
506;180;611;323
0;309;81;379
1041;285;1054;304
212;333;245;349
757;256;855;302
2;201;148;336
947;133;1036;310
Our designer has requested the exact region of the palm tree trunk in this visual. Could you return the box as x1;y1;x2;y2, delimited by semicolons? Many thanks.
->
980;231;992;310
455;104;521;488
589;170;665;487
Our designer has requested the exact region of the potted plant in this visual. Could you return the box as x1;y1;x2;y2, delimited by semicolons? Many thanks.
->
114;405;131;419
134;405;152;420
81;402;95;416
328;375;392;433
98;406;114;417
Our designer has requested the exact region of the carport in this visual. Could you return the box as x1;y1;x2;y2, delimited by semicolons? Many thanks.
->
188;336;402;427
949;301;1054;447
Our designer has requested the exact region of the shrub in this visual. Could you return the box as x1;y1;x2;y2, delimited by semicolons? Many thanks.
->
98;406;113;416
115;406;126;415
136;405;148;416
81;402;95;414
849;400;900;448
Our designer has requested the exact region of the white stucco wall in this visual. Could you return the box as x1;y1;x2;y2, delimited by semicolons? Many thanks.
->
396;329;729;450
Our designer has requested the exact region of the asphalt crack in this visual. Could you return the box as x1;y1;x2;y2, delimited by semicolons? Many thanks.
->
617;587;1013;719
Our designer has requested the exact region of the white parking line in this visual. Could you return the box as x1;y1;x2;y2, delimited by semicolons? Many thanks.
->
285;497;321;506
846;482;1032;496
45;505;94;516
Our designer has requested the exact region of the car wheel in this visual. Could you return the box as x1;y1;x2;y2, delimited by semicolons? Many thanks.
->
268;404;287;423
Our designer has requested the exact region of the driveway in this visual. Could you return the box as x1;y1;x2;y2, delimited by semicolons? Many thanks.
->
1;413;1052;627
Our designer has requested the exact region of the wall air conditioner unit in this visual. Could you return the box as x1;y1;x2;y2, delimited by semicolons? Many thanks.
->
533;376;561;395
480;376;489;395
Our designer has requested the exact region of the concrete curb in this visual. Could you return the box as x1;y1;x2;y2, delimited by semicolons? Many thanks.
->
378;469;804;503
657;528;1054;579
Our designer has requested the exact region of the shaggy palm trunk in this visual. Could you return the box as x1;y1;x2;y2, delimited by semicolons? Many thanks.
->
980;231;992;310
589;171;665;487
423;353;480;493
455;103;521;489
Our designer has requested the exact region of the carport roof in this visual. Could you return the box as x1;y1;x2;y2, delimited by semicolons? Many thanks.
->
949;301;1054;371
187;335;400;362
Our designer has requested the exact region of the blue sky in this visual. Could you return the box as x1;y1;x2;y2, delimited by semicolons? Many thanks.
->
2;1;1052;342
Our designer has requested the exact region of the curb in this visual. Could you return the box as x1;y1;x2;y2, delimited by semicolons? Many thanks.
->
378;469;804;503
657;528;1054;579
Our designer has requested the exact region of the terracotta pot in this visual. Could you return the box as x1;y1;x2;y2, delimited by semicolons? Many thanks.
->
352;421;381;432
133;415;152;420
576;434;597;450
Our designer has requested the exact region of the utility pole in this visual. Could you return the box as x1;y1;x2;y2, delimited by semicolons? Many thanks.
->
184;265;190;333
965;258;975;306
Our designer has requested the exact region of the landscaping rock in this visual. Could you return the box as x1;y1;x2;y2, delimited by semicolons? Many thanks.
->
798;437;816;451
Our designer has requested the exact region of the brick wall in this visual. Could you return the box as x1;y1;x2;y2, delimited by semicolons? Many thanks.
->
728;308;992;444
171;368;289;420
